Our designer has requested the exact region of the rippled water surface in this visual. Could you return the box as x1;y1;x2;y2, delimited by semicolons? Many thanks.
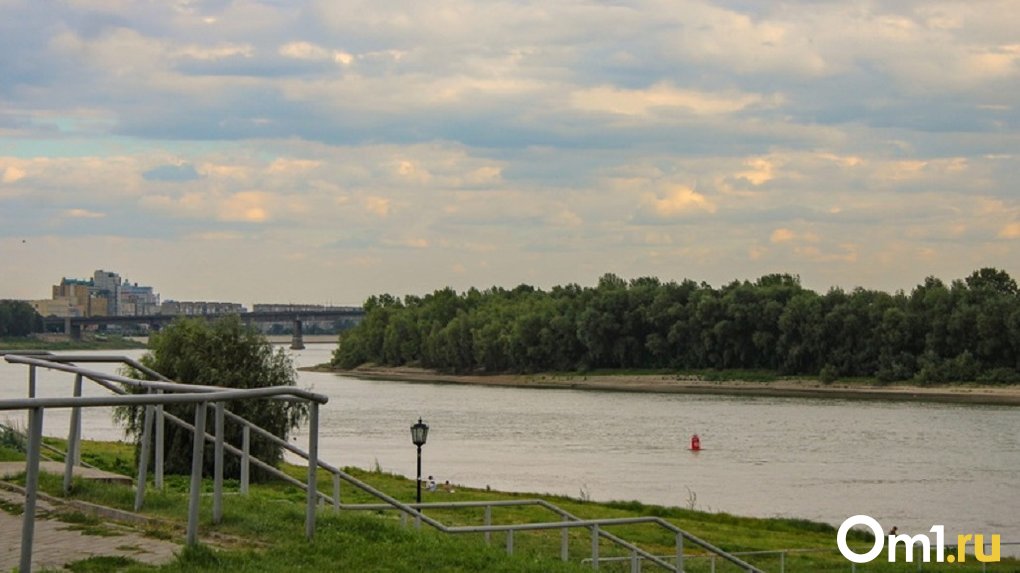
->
2;345;1017;549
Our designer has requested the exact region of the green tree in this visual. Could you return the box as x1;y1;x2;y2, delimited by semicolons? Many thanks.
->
116;316;307;480
0;300;42;337
331;268;1020;383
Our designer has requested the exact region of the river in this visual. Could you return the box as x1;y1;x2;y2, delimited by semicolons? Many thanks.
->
1;345;1017;551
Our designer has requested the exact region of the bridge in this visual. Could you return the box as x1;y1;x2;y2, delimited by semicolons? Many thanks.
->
43;309;365;350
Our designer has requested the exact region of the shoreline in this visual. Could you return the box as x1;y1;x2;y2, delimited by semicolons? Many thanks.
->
305;364;1020;406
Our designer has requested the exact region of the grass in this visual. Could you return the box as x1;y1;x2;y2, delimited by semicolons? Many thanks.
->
0;335;147;351
54;510;124;536
2;440;1017;572
64;555;143;572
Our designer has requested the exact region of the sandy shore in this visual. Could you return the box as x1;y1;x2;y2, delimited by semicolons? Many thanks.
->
304;365;1020;406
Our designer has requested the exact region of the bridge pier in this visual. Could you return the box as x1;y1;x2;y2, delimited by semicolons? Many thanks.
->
291;319;305;350
62;316;83;338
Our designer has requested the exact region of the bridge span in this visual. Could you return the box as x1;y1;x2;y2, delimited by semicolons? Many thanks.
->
43;309;365;350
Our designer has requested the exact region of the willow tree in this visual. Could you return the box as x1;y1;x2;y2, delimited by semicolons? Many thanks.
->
116;316;306;480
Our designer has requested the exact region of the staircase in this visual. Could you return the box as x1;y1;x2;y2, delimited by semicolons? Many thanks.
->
2;352;765;572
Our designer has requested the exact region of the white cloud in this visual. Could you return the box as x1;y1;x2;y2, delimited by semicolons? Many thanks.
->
771;228;795;243
63;208;105;219
176;43;253;61
219;192;271;223
279;41;331;61
1000;223;1020;239
2;165;26;183
736;158;776;186
364;196;391;217
267;159;322;174
639;185;717;219
572;84;771;116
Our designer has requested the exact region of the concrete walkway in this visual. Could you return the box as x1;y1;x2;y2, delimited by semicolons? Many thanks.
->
0;467;180;571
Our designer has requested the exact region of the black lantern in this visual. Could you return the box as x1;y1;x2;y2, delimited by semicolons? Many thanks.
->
410;418;429;504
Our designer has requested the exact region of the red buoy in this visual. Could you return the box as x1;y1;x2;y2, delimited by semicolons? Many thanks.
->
690;434;701;451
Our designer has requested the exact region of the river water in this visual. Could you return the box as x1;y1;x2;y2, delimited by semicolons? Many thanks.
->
1;345;1017;550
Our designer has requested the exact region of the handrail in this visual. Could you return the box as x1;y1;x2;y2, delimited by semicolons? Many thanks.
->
0;387;327;410
14;354;175;385
2;352;762;572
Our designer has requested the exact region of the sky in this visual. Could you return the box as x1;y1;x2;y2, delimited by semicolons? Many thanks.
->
1;0;1018;307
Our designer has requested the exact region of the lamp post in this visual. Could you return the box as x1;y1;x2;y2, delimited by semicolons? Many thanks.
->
410;418;429;504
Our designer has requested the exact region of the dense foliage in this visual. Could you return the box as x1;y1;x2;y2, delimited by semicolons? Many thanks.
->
333;268;1020;384
117;316;307;480
0;300;42;337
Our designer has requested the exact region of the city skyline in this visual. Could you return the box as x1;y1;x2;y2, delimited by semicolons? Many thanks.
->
1;1;1018;304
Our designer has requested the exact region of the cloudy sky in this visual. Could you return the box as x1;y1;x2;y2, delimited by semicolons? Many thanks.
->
1;0;1018;306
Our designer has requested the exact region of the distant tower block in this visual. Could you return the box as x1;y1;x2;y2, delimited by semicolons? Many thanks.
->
291;318;305;350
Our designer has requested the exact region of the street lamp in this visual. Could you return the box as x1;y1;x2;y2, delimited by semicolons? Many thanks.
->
410;418;429;504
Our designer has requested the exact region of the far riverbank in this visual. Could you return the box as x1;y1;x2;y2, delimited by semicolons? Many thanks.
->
307;364;1020;406
0;335;147;352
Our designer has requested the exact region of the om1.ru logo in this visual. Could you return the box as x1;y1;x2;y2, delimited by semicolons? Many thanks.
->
837;515;1001;564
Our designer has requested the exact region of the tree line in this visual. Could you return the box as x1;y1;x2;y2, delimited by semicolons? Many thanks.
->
333;268;1020;384
0;300;42;337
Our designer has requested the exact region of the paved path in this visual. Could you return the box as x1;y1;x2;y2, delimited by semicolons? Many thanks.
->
0;473;180;571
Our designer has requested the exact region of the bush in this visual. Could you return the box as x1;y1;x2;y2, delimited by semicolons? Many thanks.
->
977;367;1020;385
115;316;307;480
818;364;838;384
876;352;917;383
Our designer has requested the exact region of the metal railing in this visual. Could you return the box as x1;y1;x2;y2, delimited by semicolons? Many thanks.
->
587;542;1020;572
1;353;328;573
2;352;763;573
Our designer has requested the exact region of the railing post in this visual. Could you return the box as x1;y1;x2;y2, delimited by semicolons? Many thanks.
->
306;401;318;540
155;401;164;490
333;472;341;512
506;529;514;555
562;525;569;561
485;505;492;544
591;524;600;570
20;406;44;573
676;532;684;572
631;548;640;573
710;554;716;573
28;364;36;398
134;404;154;511
779;550;785;573
64;373;84;494
187;402;208;546
213;403;224;524
240;424;250;495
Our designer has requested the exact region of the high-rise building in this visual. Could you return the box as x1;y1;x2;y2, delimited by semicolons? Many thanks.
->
47;277;107;317
38;271;160;318
92;270;122;316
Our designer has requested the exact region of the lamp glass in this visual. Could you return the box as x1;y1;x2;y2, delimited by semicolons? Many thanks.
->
410;418;429;446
